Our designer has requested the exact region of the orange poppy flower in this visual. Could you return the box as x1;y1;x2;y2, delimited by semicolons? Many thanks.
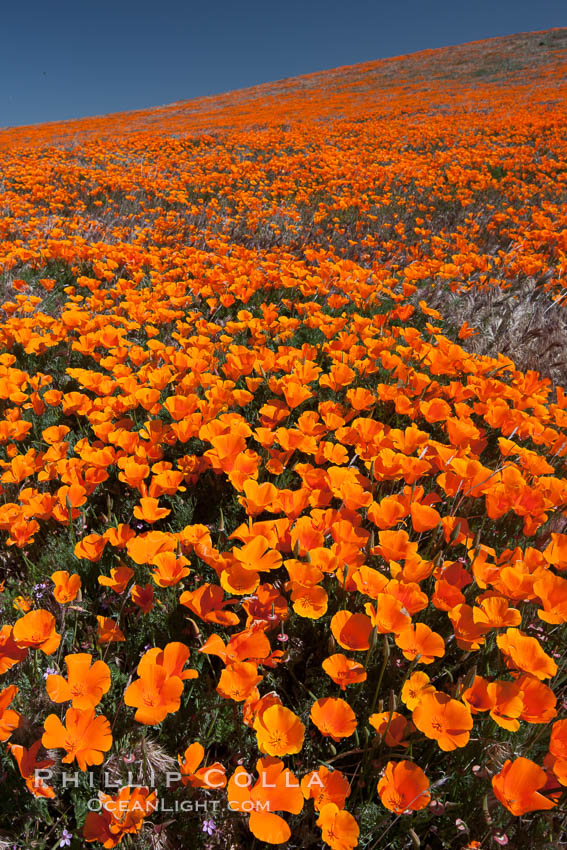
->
98;565;134;594
412;691;472;750
83;786;157;847
316;803;360;850
0;624;28;673
369;711;414;748
8;739;56;798
351;565;389;598
46;653;111;709
492;757;556;815
133;496;171;523
486;681;523;731
410;502;441;532
42;706;112;770
242;689;283;728
400;671;435;710
395;623;445;664
232;535;283;572
533;571;567;624
0;684;20;741
137;641;198;681
365;595;411;635
103;523;136;549
461;675;492;714
180;582;240;626
126;529;177;564
290;583;328;619
301;765;351;811
200;628;271;666
217;661;263;701
322;654;367;690
178;742;227;788
472;596;522;629
240;479;278;516
51;570;81;604
123;663;184;725
131;582;155;613
96;616;125;644
74;532;107;562
330;611;372;650
227;757;304;844
310;697;357;741
497;628;558;680
254;704;305;756
377;760;431;813
516;674;557;724
241;583;288;628
13;595;33;613
150;551;190;587
13;609;61;655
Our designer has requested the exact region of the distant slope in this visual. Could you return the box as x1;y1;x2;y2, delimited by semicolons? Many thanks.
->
1;28;566;146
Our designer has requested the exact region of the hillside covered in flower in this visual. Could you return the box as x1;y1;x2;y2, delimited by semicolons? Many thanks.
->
1;27;567;850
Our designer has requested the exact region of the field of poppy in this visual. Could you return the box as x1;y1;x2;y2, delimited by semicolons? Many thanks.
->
1;25;567;850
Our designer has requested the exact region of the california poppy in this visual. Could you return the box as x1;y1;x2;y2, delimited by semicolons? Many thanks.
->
227;757;304;844
316;802;360;850
46;653;111;709
492;757;555;815
0;684;20;741
8;740;56;798
96;616;125;644
83;786;157;847
395;622;445;664
254;704;305;756
51;570;81;604
377;760;431;813
310;697;357;741
497;628;558;680
369;711;414;748
217;661;263;701
412;691;472;750
301;765;351;811
0;624;28;673
13;609;61;655
124;663;184;725
178;742;227;788
42;706;112;770
98;565;134;595
322;654;367;690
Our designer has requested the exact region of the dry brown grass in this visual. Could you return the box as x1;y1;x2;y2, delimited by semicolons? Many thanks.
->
420;276;567;388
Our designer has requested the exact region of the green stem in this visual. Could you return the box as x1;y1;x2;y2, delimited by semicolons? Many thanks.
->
369;635;390;716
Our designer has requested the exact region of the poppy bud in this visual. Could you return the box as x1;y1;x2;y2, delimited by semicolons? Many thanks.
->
449;522;462;543
328;635;337;654
184;617;201;640
460;664;477;694
388;689;397;713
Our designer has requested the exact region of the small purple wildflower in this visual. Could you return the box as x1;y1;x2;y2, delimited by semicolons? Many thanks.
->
59;829;72;847
202;819;216;836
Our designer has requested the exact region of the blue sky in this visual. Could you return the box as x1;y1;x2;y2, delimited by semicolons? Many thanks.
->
1;0;565;128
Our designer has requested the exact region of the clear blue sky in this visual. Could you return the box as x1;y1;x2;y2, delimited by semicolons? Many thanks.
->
1;0;565;128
